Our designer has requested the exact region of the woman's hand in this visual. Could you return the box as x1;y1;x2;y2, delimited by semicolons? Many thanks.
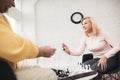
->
98;55;107;70
62;43;71;55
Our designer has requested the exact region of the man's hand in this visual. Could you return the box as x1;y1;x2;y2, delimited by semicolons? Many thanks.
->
98;55;107;70
38;46;56;57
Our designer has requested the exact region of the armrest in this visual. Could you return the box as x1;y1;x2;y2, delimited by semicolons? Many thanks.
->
82;53;93;63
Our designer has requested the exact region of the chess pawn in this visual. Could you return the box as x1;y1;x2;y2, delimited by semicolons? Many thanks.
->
88;64;92;71
82;64;86;72
74;62;80;71
79;62;83;72
66;68;70;75
79;63;84;72
84;64;89;72
77;62;82;73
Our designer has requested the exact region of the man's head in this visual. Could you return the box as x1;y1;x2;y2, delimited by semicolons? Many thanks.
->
0;0;15;13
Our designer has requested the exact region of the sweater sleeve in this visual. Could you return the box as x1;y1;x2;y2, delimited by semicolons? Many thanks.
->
0;30;39;64
70;36;87;56
0;14;39;69
103;31;120;58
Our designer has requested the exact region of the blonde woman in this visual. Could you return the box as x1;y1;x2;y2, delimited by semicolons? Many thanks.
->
62;17;120;80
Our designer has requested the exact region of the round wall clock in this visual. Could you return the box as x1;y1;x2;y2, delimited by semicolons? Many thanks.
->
71;12;84;24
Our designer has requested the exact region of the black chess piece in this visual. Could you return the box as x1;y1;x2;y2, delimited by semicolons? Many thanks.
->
52;68;69;78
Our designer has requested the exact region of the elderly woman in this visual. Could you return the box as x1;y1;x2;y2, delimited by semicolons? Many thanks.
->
62;17;120;80
0;0;57;80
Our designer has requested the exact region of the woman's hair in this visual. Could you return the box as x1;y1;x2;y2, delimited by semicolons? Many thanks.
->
81;17;100;37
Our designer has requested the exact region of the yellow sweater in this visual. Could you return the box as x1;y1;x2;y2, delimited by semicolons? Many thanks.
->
0;14;39;69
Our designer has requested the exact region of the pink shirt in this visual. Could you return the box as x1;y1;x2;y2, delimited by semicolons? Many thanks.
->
71;30;120;58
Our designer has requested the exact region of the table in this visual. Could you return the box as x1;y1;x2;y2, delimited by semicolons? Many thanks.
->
58;70;97;80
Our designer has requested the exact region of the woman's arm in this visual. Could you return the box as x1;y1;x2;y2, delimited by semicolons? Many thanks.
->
103;31;120;58
70;36;87;56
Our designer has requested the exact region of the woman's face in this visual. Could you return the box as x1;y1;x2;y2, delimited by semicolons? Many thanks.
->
0;0;15;13
82;19;92;33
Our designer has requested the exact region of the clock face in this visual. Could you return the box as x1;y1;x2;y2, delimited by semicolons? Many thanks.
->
71;12;84;24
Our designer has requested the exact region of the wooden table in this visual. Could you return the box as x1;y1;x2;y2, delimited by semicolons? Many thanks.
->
58;71;97;80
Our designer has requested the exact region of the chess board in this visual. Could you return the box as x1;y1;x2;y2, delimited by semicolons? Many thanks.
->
58;70;97;80
52;63;97;80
